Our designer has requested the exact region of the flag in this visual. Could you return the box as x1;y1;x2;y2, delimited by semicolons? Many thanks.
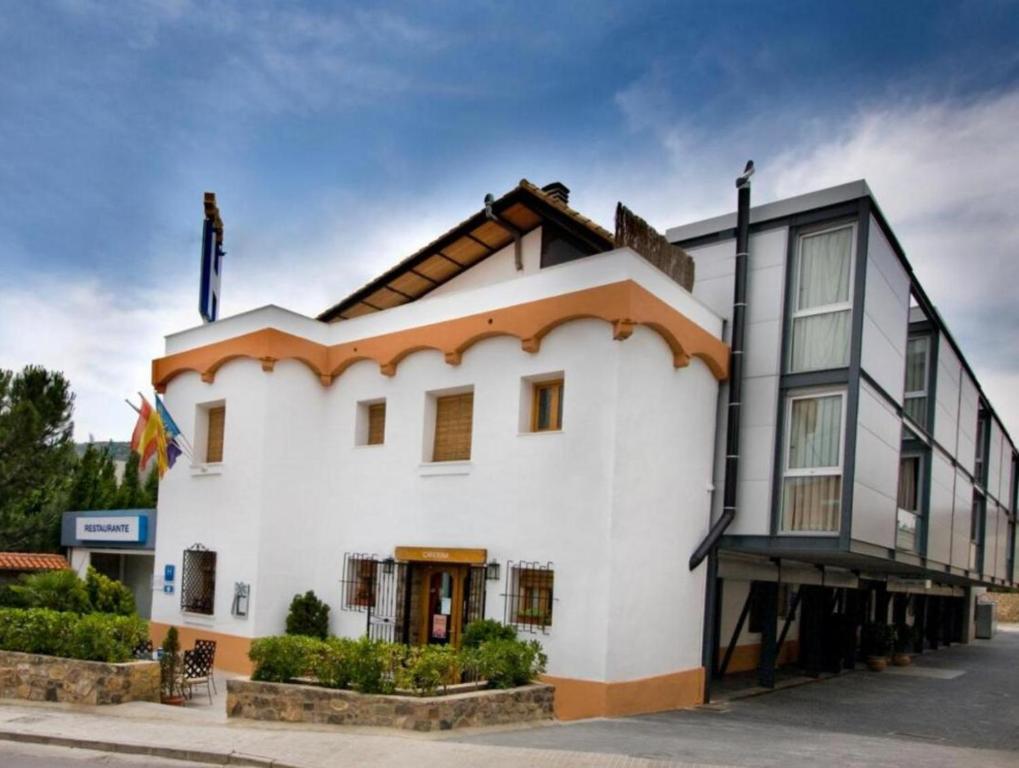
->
130;396;169;477
155;395;184;469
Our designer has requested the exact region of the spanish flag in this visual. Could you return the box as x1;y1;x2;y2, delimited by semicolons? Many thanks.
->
130;395;169;477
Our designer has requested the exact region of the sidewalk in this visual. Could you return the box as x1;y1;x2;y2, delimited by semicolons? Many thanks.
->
0;699;727;768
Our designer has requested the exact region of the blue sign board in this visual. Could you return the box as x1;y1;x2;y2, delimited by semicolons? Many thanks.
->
164;564;176;582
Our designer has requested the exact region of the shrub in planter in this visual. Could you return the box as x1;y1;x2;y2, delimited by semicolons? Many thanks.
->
285;591;330;640
461;619;517;649
10;570;90;614
85;567;136;616
249;635;322;683
892;623;913;666
396;645;460;696
473;638;547;689
160;626;184;704
64;613;148;662
310;637;358;689
348;637;401;694
0;608;77;656
861;622;894;671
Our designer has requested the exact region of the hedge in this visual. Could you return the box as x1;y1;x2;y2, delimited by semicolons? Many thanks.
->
249;623;546;696
0;608;148;663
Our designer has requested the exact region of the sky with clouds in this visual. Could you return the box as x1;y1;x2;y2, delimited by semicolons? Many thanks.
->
2;1;1018;442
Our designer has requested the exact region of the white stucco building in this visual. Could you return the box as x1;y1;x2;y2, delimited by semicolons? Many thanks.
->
149;177;1017;718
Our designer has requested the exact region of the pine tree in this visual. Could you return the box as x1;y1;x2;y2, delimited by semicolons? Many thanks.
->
118;452;144;508
0;366;75;551
68;443;101;511
95;443;119;509
142;467;159;508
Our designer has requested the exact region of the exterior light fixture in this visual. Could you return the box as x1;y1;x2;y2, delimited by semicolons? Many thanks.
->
486;560;500;581
382;557;395;576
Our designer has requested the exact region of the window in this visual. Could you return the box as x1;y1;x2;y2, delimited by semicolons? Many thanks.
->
897;456;921;552
970;491;985;571
903;336;930;427
781;391;845;532
432;392;473;461
531;379;564;432
788;225;855;373
506;563;554;632
206;405;225;463
341;554;377;610
355;400;386;446
181;546;216;615
975;405;990;487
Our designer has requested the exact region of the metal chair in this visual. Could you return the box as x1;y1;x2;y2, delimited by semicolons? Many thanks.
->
132;639;153;660
193;639;218;694
182;647;214;704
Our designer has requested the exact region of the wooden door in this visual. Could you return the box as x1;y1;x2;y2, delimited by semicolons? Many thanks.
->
418;564;466;646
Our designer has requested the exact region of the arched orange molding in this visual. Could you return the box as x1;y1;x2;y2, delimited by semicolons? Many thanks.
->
152;280;729;392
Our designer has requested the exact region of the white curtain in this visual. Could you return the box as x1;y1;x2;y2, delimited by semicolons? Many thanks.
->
790;227;852;372
783;394;843;532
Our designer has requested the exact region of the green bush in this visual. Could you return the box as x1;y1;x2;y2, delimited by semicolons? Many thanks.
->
861;622;894;657
249;635;322;683
473;638;547;689
461;619;517;649
348;637;400;694
396;645;460;696
160;626;183;698
285;591;330;640
0;607;147;662
310;637;357;689
85;567;136;616
10;570;90;613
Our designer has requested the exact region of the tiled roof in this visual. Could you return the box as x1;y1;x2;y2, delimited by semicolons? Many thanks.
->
0;552;70;571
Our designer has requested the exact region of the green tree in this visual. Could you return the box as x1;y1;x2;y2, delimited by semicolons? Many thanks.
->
0;366;75;551
142;466;159;507
68;442;119;511
117;452;146;508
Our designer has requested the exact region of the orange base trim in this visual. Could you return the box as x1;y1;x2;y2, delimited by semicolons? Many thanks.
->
542;666;704;721
149;622;254;675
719;640;800;675
152;280;729;392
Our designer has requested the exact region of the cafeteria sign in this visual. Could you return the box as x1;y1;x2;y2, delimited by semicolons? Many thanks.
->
75;516;146;543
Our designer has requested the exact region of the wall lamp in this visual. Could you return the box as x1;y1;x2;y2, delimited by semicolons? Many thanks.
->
485;560;501;581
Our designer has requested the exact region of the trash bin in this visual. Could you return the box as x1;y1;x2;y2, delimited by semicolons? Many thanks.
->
975;601;997;639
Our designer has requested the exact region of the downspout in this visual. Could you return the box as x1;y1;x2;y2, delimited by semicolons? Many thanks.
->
690;160;754;570
690;161;754;703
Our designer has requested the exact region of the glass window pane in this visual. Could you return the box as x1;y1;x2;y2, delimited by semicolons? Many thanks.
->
790;310;851;371
797;228;853;310
904;396;927;425
788;395;843;469
537;387;551;430
905;337;928;393
898;457;919;511
782;476;841;531
897;509;918;551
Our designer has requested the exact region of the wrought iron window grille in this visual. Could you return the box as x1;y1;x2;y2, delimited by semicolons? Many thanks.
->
181;544;216;615
504;561;555;634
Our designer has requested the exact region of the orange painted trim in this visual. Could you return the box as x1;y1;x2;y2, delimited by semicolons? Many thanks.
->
149;622;253;675
718;640;800;675
152;280;729;392
542;666;704;720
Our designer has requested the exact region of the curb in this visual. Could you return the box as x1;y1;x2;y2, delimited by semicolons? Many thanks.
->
0;729;303;768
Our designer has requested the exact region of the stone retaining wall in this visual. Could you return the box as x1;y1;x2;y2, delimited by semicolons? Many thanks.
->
983;592;1019;622
227;678;554;731
0;650;160;705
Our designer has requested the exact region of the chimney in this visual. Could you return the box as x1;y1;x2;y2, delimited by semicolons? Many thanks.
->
541;181;570;205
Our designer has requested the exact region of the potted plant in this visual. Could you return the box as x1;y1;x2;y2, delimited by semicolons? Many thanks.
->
861;622;894;672
160;626;186;705
892;623;913;666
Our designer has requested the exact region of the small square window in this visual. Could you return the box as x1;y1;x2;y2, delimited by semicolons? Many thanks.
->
432;391;473;461
181;547;216;615
195;401;225;464
355;400;386;446
505;563;554;632
341;554;377;611
532;380;564;432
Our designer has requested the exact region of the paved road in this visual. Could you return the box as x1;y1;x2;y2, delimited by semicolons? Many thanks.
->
0;740;207;767
453;626;1019;767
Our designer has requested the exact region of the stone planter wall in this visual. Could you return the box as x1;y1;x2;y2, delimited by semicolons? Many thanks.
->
0;650;160;705
227;678;554;731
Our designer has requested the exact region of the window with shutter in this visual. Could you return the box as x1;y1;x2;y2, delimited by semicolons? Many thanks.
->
206;406;225;463
432;393;473;461
531;380;564;432
367;403;386;445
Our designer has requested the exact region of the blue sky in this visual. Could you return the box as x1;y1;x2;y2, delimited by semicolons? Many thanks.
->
2;1;1019;440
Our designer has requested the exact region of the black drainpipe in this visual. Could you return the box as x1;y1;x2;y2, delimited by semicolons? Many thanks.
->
690;160;754;701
